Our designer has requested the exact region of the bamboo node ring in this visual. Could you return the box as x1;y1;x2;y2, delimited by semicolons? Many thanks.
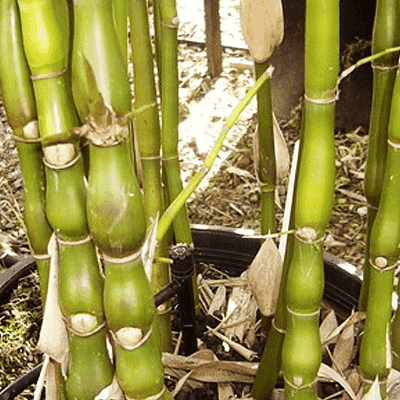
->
388;139;400;150
30;68;67;81
295;226;320;244
162;155;179;161
141;155;162;161
271;318;286;334
287;307;320;318
57;234;92;246
157;303;171;315
102;248;142;265
304;88;338;105
111;326;152;350
370;257;397;272
371;62;398;71
284;375;317;390
42;150;81;170
12;135;41;144
33;253;51;261
67;319;106;338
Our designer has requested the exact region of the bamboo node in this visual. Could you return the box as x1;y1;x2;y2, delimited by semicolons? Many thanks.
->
42;144;78;168
370;256;397;272
388;139;400;150
12;135;41;144
304;89;338;105
57;234;92;246
271;318;286;334
287;307;320;318
111;326;152;350
76;112;130;147
126;385;166;400
102;248;142;265
33;253;51;261
30;68;67;81
69;314;99;335
23;120;39;139
371;63;398;71
284;375;317;390
156;303;171;315
295;226;319;244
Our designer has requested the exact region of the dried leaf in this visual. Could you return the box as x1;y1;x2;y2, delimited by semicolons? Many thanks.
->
332;322;355;373
320;309;339;345
224;281;255;341
322;311;366;346
240;0;284;62
218;382;235;400
209;285;227;316
95;375;124;400
271;389;285;400
162;351;258;384
37;234;69;365
362;376;382;400
342;367;362;400
273;113;290;182
388;369;400;399
318;363;358;400
247;237;282;316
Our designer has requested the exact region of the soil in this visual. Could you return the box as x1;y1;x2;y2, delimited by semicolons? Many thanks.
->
0;0;373;399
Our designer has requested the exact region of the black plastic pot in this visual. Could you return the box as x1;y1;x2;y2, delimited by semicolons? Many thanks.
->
0;225;362;400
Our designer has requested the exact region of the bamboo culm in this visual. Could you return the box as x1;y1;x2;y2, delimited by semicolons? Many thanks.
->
360;66;400;397
71;0;172;397
129;0;173;351
359;0;400;312
280;0;339;398
17;0;113;398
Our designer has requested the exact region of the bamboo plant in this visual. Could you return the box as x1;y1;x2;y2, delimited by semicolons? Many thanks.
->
15;1;115;400
360;66;400;397
252;0;338;398
359;0;400;312
71;0;173;398
240;0;284;235
129;0;173;352
0;0;53;301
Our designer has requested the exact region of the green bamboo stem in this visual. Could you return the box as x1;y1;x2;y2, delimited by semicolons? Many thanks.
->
279;0;338;398
112;0;128;65
17;2;115;399
71;1;172;397
360;67;400;397
251;219;296;399
255;61;276;235
156;68;272;242
359;0;400;311
159;0;193;245
129;0;172;349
